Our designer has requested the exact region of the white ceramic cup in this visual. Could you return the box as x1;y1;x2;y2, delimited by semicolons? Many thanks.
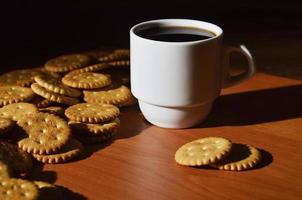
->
130;19;256;128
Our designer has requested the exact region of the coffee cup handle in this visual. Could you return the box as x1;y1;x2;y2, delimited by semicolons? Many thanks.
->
222;44;256;88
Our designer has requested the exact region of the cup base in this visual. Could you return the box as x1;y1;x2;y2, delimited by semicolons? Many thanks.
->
138;100;212;129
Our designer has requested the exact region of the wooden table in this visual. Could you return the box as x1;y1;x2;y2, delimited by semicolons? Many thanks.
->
29;73;302;200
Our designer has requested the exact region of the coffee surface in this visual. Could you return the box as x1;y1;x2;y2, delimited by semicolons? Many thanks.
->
136;26;215;42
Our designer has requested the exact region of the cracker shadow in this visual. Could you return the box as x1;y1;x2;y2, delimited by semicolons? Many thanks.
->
73;139;113;161
27;163;57;183
115;104;150;140
198;85;302;127
254;148;274;169
57;185;88;200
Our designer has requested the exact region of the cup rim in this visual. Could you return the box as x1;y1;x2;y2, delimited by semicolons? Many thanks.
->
130;18;223;45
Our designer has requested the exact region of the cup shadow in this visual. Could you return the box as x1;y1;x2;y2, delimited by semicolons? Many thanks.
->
199;84;302;127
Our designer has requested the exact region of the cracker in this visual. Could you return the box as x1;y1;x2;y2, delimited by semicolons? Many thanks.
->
65;103;120;123
211;143;261;171
83;49;112;60
32;138;83;164
67;63;110;74
45;54;91;73
113;48;130;56
68;118;120;136
68;60;130;75
98;51;129;62
0;86;35;106
31;83;80;105
107;60;130;68
62;72;111;89
34;74;81;97
119;96;137;108
39;106;65;117
0;161;13;179
175;137;232;166
17;113;71;155
0;178;39;200
0;68;43;87
75;130;117;144
0;141;33;173
83;85;133;106
33;181;63;200
0;103;38;121
0;118;14;135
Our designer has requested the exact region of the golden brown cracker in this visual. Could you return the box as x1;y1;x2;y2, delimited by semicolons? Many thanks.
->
34;74;81;97
68;118;120;136
45;54;91;73
31;83;80;105
0;68;43;87
211;143;261;171
62;72;111;89
0;86;35;106
17;113;71;155
175;137;232;166
32;138;83;164
83;85;133;106
0;178;39;200
65;103;120;123
0;103;38;121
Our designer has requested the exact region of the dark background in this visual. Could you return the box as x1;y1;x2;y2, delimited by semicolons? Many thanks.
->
2;0;302;78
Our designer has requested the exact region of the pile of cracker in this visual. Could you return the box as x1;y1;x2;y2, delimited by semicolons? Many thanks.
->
0;48;135;200
175;137;262;171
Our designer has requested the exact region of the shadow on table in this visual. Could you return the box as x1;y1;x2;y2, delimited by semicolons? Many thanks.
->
115;105;150;140
73;139;113;161
255;148;274;169
57;185;88;200
199;84;302;127
28;163;57;183
28;164;88;200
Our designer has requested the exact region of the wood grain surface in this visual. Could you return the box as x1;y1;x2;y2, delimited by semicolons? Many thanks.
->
27;73;302;200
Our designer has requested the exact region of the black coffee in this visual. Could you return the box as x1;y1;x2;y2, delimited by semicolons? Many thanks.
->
136;26;215;42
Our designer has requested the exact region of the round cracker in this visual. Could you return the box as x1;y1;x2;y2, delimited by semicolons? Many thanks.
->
0;103;38;121
0;68;43;87
17;113;71;155
211;143;261;171
113;48;130;56
68;118;120;136
0;178;39;200
175;137;232;166
33;181;63;200
98;51;129;62
0;86;35;106
62;72;111;89
107;60;130;69
67;62;110;74
0;141;33;173
0;118;14;135
65;103;120;123
32;138;83;164
31;83;80;105
45;54;91;73
34;74;81;97
83;85;133;106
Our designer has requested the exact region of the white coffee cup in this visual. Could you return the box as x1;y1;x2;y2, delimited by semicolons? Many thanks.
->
130;19;255;128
